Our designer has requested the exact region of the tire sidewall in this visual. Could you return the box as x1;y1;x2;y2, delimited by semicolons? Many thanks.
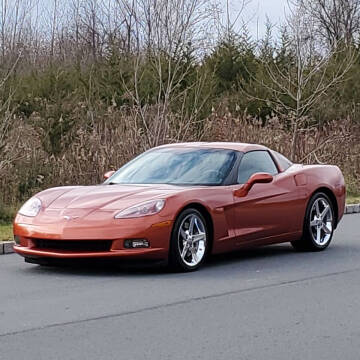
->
169;208;209;272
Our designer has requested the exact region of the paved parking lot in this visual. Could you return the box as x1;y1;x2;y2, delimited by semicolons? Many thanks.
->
0;214;359;360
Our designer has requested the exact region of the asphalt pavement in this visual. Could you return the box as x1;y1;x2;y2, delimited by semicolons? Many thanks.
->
0;214;359;360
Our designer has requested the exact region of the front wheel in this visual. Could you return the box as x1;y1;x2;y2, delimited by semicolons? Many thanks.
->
291;192;335;251
169;208;208;272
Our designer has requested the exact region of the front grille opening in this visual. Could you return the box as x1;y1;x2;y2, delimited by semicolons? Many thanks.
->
34;239;112;252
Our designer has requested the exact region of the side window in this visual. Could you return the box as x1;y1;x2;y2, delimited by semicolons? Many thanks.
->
237;151;278;184
273;151;293;171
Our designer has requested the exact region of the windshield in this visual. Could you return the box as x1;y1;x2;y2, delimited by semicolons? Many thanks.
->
106;148;237;186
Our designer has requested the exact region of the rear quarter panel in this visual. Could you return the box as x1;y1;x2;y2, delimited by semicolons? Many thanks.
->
291;164;346;227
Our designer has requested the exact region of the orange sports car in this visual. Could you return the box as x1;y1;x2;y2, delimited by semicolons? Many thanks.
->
13;142;346;271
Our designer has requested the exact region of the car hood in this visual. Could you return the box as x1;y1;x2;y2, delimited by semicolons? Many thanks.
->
37;184;185;211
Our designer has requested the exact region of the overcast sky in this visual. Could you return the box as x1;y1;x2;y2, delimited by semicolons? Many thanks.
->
237;0;288;39
39;0;288;42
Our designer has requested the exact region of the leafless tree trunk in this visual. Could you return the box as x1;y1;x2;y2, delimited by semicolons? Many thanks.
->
0;0;7;59
50;0;57;59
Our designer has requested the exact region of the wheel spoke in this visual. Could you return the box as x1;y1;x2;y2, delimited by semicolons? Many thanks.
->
192;232;205;243
323;223;332;234
194;218;200;233
315;200;321;217
189;216;195;236
310;219;318;227
316;226;322;243
190;247;198;264
320;206;330;220
181;244;189;259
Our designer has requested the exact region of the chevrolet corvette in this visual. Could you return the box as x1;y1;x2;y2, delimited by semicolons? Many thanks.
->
13;142;346;271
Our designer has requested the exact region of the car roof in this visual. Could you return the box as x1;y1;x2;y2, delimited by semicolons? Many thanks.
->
155;142;269;153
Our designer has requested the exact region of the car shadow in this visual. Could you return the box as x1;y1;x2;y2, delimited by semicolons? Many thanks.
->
24;259;169;277
206;243;298;268
203;241;353;275
21;243;304;277
20;239;353;277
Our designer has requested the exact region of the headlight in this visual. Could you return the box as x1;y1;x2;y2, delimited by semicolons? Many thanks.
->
18;197;42;217
115;199;165;219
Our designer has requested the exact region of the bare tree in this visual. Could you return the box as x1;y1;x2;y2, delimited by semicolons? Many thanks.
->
0;53;22;175
246;1;357;161
207;0;251;43
299;0;360;48
116;0;213;147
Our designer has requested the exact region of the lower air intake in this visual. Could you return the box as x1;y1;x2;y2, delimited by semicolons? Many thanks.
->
34;239;112;252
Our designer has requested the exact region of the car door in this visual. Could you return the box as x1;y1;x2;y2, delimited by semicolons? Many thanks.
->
232;150;300;246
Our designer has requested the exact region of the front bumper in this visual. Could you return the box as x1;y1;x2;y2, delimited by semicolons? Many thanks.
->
13;214;173;261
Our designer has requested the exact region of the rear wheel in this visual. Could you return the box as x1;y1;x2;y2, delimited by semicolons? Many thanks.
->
291;192;335;251
169;208;208;272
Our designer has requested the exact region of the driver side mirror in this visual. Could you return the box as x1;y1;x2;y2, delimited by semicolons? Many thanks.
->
104;170;115;180
234;172;273;198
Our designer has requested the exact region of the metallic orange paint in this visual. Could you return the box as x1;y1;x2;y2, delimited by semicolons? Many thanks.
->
104;170;115;180
234;173;274;197
13;142;346;264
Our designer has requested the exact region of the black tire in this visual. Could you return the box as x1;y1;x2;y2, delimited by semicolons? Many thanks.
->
169;208;209;272
291;192;335;252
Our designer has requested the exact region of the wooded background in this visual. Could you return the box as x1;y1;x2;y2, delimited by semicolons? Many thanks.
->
0;0;359;221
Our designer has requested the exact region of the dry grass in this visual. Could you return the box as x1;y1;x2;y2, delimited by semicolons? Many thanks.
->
0;104;359;207
347;196;360;204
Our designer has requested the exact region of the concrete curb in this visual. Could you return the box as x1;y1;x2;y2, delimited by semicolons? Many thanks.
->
1;203;360;256
0;241;14;255
344;203;360;214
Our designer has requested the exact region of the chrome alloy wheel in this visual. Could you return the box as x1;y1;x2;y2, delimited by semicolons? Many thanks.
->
309;197;333;246
178;214;207;267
